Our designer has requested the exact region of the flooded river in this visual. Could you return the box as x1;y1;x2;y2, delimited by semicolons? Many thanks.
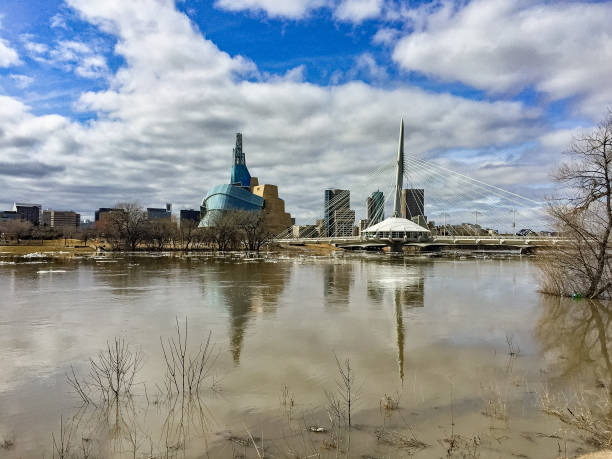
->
0;252;609;458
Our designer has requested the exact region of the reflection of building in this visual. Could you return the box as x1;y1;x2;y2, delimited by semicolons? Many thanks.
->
42;210;80;231
12;203;41;225
199;134;294;234
401;189;424;219
203;261;290;364
179;209;200;226
367;191;385;226
323;262;353;305
324;189;355;237
147;204;172;220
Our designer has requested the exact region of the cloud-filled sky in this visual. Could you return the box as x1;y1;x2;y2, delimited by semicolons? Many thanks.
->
0;0;610;228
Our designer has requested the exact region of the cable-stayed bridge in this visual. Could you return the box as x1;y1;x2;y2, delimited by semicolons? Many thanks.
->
273;119;560;252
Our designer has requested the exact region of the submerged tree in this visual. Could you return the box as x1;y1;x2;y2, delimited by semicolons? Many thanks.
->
541;111;612;299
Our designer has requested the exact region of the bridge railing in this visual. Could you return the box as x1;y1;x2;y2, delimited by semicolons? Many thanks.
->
273;235;564;243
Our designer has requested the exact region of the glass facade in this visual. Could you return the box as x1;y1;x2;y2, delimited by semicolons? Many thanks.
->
199;184;264;227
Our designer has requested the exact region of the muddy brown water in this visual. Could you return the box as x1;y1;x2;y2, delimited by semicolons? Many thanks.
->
0;251;609;458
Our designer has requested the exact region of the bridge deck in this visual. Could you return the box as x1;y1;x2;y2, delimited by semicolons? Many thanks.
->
275;235;567;247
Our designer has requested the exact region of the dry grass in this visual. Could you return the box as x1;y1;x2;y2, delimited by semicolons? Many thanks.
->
539;386;612;450
0;239;95;256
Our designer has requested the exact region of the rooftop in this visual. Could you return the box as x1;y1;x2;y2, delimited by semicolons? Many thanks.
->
362;217;430;234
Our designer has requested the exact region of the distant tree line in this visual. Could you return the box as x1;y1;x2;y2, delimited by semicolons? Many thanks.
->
94;203;272;252
0;219;79;244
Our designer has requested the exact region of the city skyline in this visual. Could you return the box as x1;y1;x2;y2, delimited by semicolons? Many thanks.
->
0;0;611;226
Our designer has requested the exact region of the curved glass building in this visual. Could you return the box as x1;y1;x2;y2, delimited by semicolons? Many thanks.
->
200;133;263;227
199;133;294;234
199;184;264;226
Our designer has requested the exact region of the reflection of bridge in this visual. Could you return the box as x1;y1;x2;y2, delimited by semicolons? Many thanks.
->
276;234;568;252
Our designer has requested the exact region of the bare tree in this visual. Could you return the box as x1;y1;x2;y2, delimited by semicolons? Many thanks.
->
236;210;271;252
207;211;242;251
542;111;612;299
178;219;199;251
0;219;33;243
108;203;148;251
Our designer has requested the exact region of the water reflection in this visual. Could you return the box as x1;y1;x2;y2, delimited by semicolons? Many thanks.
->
366;264;426;383
323;261;354;305
536;297;612;391
203;258;290;364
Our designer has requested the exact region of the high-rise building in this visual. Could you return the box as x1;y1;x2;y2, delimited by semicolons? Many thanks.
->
95;208;113;222
333;209;356;237
12;203;41;225
358;219;370;235
401;189;424;219
147;205;172;220
0;211;20;222
324;189;354;237
180;209;201;226
366;191;384;226
42;210;80;231
292;225;317;238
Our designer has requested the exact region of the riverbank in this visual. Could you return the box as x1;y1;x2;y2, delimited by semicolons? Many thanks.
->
0;240;96;257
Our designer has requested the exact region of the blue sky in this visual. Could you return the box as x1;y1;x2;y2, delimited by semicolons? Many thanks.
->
0;0;611;229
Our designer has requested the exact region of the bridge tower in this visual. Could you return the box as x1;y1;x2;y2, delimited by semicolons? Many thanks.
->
393;119;405;217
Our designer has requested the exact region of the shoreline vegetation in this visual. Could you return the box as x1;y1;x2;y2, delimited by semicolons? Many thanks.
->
540;112;612;300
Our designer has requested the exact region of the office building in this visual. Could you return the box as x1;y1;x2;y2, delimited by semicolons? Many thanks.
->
358;219;370;235
366;191;384;226
95;208;113;222
332;208;355;237
147;204;172;220
42;210;80;231
95;208;125;226
292;225;317;238
180;209;201;226
0;211;20;222
410;215;428;228
12;203;41;225
401;189;425;219
324;189;353;237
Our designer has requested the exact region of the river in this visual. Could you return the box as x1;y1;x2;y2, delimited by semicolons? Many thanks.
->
0;251;609;457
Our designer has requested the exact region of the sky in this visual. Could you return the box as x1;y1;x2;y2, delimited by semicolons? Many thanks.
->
0;0;611;228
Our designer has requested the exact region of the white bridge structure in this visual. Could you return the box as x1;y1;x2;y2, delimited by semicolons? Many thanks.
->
273;119;558;252
275;234;567;252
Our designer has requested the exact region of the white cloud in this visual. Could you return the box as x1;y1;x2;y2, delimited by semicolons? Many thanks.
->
0;0;561;225
9;74;34;88
345;53;388;82
334;0;383;23
214;0;330;19
21;34;49;55
372;27;400;46
0;39;19;67
0;19;20;68
50;13;68;29
21;36;109;79
391;0;612;117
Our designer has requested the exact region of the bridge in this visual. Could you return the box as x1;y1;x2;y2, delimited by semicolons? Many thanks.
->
272;119;554;252
275;234;566;253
